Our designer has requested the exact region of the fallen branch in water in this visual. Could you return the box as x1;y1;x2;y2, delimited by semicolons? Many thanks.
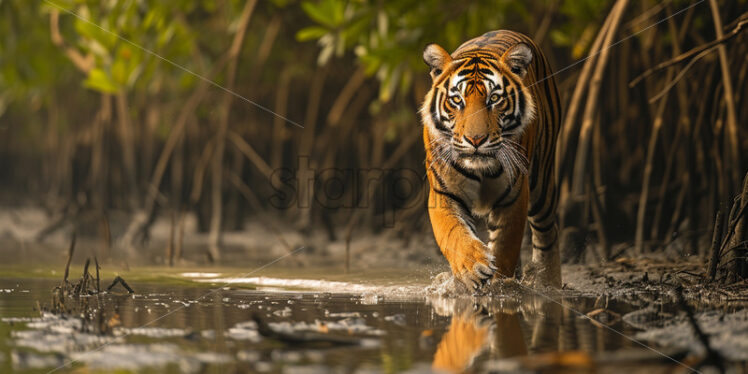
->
107;276;135;294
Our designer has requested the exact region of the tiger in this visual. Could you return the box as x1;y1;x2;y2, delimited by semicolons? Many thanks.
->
420;30;562;290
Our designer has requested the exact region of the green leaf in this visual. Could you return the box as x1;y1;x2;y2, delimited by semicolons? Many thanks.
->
301;1;336;28
296;26;328;42
74;11;116;49
83;68;120;93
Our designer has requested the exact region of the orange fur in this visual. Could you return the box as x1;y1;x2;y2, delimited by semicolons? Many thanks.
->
421;30;562;289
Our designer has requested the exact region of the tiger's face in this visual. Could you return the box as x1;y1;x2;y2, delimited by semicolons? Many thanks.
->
421;43;536;178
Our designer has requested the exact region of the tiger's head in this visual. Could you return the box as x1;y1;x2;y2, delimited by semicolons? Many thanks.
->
420;43;535;178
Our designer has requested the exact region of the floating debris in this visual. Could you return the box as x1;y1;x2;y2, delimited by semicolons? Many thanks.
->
253;314;362;347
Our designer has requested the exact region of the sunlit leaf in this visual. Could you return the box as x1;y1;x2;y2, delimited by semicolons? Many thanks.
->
301;0;337;28
83;68;119;93
296;26;328;42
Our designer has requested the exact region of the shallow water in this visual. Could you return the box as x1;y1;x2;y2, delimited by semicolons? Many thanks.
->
0;275;704;373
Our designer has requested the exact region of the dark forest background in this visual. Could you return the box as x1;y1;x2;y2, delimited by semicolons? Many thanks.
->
1;0;747;277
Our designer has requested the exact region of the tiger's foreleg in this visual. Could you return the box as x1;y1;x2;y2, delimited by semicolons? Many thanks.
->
487;177;530;278
428;187;497;290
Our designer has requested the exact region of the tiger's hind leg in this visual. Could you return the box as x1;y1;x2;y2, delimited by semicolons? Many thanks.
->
524;158;562;287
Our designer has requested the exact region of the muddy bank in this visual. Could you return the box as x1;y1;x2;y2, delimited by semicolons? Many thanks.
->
0;207;443;271
3;206;746;306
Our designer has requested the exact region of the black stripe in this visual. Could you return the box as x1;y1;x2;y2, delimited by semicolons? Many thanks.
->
491;184;514;210
433;189;471;214
466;220;478;236
533;241;555;251
455;76;471;86
430;165;448;190
532;197;555;223
494;194;518;209
530;221;553;233
528;162;538;192
450;161;481;181
486;59;501;71
529;156;540;191
503;119;521;132
529;159;552;215
530;202;552;224
429;96;449;133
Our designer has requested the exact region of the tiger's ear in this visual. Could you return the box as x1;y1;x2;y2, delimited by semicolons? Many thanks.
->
502;43;533;79
423;43;451;80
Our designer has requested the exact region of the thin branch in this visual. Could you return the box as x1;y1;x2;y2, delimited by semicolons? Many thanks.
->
630;15;748;87
648;47;717;103
228;130;274;180
49;10;94;72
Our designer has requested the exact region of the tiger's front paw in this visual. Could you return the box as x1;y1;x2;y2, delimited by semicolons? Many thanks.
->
450;241;498;291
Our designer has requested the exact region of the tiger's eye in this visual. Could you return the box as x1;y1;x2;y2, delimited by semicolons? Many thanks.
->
489;94;499;104
450;96;462;105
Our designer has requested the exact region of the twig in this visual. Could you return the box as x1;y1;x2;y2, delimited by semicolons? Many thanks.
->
227;171;299;259
49;10;94;72
630;15;748;87
624;0;672;30
63;233;76;284
707;211;724;281
94;257;101;293
326;68;367;127
228;131;273;179
647;47;717;103
189;139;216;204
81;258;90;295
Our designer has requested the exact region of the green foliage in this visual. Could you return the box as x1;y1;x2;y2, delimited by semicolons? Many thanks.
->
551;0;614;58
298;0;614;102
0;0;276;153
40;0;201;94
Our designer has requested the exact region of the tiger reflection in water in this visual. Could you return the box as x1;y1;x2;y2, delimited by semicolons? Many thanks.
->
429;293;563;373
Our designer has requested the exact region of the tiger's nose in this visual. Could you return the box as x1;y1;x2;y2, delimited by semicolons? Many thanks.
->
464;134;487;148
